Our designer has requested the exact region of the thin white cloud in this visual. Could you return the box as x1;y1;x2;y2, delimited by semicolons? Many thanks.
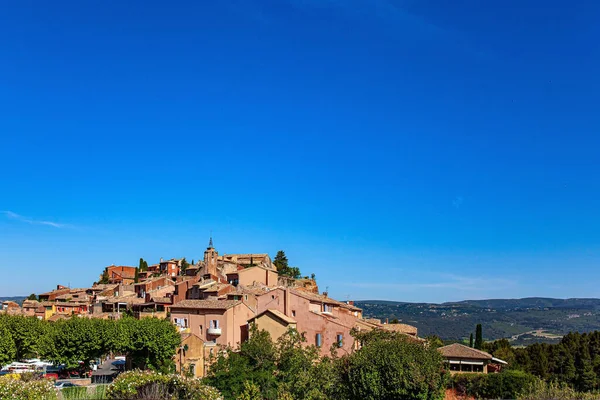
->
2;211;69;229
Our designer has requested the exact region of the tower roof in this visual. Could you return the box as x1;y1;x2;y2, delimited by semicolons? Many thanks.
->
207;236;214;249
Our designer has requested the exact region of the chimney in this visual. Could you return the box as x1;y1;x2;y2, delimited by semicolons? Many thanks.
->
347;300;354;306
323;291;328;298
386;318;389;324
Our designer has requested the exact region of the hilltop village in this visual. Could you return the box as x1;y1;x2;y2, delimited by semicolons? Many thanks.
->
1;239;421;377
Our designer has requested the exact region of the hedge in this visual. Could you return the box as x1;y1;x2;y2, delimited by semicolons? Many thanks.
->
449;370;540;399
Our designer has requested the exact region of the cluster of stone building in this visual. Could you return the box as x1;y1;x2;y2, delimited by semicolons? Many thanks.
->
7;239;505;378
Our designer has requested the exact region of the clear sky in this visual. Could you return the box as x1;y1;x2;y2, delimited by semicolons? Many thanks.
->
1;0;599;303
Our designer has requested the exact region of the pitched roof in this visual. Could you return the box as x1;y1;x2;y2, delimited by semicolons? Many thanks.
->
250;309;296;325
105;296;145;305
289;289;362;312
382;323;418;336
170;299;242;310
438;343;493;360
152;297;172;304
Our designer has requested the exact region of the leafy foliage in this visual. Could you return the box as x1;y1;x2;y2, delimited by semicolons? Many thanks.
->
207;326;342;400
107;370;221;400
273;251;301;279
180;258;189;274
517;379;600;400
0;324;16;367
0;315;180;374
0;378;56;400
450;370;539;400
342;329;447;400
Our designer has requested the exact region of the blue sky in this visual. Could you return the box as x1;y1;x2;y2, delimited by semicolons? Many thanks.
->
1;0;599;302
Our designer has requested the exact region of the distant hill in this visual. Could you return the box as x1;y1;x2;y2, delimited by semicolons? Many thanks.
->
356;298;600;345
0;296;27;306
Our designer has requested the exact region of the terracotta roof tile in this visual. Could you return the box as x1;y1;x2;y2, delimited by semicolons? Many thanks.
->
171;299;242;310
438;343;493;360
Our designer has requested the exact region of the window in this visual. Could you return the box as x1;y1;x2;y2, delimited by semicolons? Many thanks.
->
336;334;343;347
292;310;296;317
200;325;203;335
323;304;333;313
316;333;322;347
245;295;248;301
210;320;220;329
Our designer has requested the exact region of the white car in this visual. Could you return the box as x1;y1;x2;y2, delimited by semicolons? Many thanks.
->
54;382;77;389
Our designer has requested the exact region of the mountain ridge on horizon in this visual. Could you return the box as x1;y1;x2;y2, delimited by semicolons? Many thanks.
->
356;297;600;344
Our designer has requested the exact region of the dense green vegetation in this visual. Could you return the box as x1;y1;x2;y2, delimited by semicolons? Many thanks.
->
273;250;301;279
107;370;221;400
449;370;539;399
206;326;447;400
357;298;600;343
0;315;180;372
482;331;600;393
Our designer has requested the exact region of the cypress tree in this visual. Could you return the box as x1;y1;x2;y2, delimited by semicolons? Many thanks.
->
475;324;483;349
469;333;474;348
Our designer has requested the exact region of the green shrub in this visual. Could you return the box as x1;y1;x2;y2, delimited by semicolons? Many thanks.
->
343;331;448;400
450;370;540;399
518;379;600;400
0;378;57;400
106;370;221;400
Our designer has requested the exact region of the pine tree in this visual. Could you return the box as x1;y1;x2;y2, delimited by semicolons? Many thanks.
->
273;251;288;271
469;333;474;348
475;324;483;349
134;267;139;283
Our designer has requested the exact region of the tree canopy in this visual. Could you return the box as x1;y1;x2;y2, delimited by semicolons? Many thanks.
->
273;250;301;279
0;315;180;372
207;326;446;400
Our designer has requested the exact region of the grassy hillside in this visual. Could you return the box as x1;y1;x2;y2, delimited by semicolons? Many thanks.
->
356;298;600;344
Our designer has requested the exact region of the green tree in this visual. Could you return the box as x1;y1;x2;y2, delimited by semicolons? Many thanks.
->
27;293;37;301
121;317;181;371
343;329;447;400
475;324;483;350
3;315;45;359
99;268;109;284
180;258;189;274
427;335;444;349
470;333;474;348
273;250;288;271
273;251;301;279
134;267;139;283
0;324;16;366
237;381;262;400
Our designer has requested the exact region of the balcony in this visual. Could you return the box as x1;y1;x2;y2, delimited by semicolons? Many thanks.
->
207;327;222;336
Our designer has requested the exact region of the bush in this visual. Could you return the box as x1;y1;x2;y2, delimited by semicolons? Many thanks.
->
342;331;447;400
450;370;540;399
0;378;57;400
106;370;221;400
518;379;600;400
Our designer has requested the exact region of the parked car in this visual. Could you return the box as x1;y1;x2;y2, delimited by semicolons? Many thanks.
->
54;382;77;389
